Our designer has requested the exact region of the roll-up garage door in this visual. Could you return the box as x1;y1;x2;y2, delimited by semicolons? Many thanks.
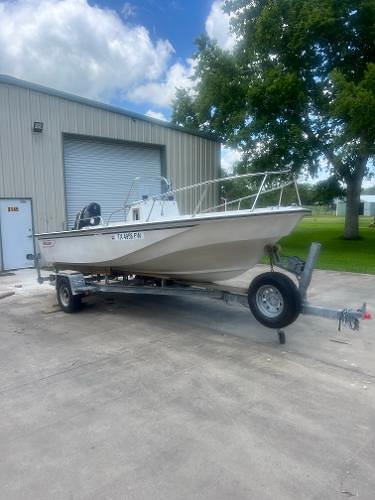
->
63;136;162;228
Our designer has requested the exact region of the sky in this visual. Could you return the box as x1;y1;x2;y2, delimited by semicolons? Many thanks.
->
0;0;234;117
1;0;369;184
0;0;240;167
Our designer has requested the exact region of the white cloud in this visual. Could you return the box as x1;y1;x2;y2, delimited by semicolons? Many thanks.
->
0;0;173;101
121;2;136;18
127;0;238;108
221;146;241;173
145;110;168;121
205;0;236;51
123;0;239;108
128;58;196;107
0;0;238;110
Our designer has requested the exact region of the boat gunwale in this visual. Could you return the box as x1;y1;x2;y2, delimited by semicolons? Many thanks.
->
36;207;310;239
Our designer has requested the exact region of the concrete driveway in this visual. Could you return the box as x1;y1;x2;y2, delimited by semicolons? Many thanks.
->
0;268;374;499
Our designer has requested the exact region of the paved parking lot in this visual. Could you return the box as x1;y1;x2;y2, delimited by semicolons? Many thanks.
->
0;268;374;499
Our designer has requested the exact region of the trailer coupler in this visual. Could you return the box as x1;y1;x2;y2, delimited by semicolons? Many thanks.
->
301;302;371;332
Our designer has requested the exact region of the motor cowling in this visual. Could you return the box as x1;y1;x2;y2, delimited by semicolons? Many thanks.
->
73;202;101;230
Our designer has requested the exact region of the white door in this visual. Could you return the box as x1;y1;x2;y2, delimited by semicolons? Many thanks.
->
0;199;34;270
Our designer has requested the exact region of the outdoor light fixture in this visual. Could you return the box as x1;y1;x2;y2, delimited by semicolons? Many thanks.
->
33;121;44;133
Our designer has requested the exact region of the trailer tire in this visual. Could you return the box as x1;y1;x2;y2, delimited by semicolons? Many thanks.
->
248;272;301;329
57;278;83;313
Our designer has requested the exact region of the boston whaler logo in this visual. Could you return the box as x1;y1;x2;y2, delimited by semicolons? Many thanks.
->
112;232;144;241
42;240;56;247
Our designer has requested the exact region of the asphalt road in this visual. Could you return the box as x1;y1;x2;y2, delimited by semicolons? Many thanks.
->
0;268;374;499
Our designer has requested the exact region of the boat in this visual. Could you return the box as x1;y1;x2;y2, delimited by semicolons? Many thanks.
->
36;170;309;283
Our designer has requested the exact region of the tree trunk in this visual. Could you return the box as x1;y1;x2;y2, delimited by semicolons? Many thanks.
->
343;152;369;239
343;176;362;239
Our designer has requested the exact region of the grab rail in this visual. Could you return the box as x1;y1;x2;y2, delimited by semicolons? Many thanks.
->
159;169;301;213
162;169;291;198
103;169;302;225
200;180;296;213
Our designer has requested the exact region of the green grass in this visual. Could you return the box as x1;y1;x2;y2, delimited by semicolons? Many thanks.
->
275;216;375;274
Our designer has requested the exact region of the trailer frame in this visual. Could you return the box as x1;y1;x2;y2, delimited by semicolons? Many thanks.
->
33;242;369;344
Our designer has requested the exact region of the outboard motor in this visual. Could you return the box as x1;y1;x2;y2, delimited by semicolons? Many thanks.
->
73;202;101;230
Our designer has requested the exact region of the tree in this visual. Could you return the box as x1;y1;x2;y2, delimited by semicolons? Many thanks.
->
172;0;375;239
313;177;345;205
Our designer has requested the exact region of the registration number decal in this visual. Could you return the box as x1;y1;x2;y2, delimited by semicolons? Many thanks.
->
112;231;144;241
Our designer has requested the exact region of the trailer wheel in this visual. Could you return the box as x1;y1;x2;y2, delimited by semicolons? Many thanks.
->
248;272;301;329
57;278;82;313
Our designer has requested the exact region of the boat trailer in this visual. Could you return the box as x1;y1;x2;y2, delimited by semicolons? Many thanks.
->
33;242;370;345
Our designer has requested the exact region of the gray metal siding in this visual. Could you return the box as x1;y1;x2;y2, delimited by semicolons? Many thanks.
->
0;81;220;269
0;74;218;142
63;136;162;228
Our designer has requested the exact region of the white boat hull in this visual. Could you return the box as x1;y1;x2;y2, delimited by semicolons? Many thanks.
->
37;208;308;282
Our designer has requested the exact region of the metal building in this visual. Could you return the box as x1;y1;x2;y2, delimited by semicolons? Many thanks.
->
335;195;375;217
0;75;220;271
